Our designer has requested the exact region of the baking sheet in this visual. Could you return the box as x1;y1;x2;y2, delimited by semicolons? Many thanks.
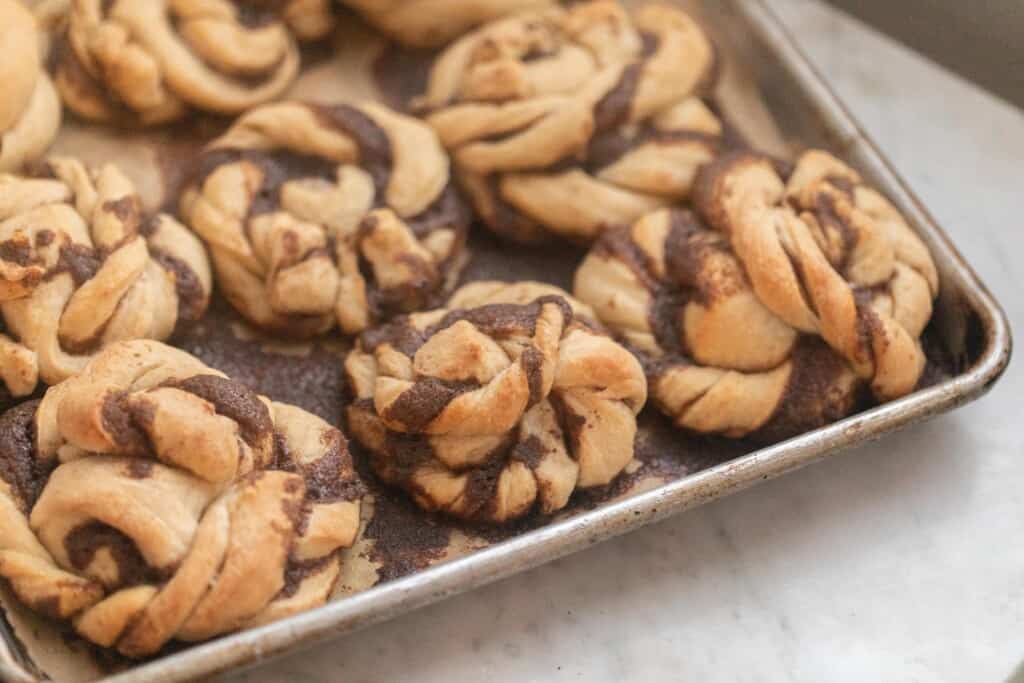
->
0;2;1011;681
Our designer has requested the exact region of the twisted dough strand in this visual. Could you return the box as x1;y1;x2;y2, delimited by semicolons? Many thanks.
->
0;340;362;657
340;0;558;48
346;285;646;523
414;1;721;243
0;157;211;403
694;150;939;400
574;208;862;438
181;101;470;338
51;0;334;125
0;0;61;172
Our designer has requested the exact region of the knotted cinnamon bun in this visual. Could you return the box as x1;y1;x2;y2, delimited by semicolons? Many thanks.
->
693;150;939;400
51;0;335;126
575;208;863;439
415;0;720;243
0;157;211;405
0;340;363;657
345;283;647;523
181;100;470;338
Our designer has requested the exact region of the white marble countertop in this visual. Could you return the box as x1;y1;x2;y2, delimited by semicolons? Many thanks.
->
230;2;1023;681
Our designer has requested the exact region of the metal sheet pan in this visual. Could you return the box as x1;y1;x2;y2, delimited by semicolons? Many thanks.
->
0;1;1011;681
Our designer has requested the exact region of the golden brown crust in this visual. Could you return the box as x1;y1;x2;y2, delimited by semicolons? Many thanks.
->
693;150;939;400
0;340;363;657
574;208;862;438
341;0;558;48
415;0;720;244
0;157;212;402
0;0;61;172
50;0;334;126
345;283;647;523
180;100;471;339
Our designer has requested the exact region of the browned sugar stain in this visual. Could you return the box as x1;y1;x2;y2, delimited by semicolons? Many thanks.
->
172;297;350;426
0;400;46;510
89;213;958;583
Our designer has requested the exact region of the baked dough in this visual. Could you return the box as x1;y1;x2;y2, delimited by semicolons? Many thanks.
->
575;208;863;438
694;150;939;400
345;283;647;523
0;340;363;657
340;0;557;48
0;157;212;404
415;0;720;243
181;100;470;338
0;0;61;172
51;0;335;125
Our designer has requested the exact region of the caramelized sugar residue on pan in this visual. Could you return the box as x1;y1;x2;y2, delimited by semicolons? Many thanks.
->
147;42;959;584
0;32;961;678
168;224;956;579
